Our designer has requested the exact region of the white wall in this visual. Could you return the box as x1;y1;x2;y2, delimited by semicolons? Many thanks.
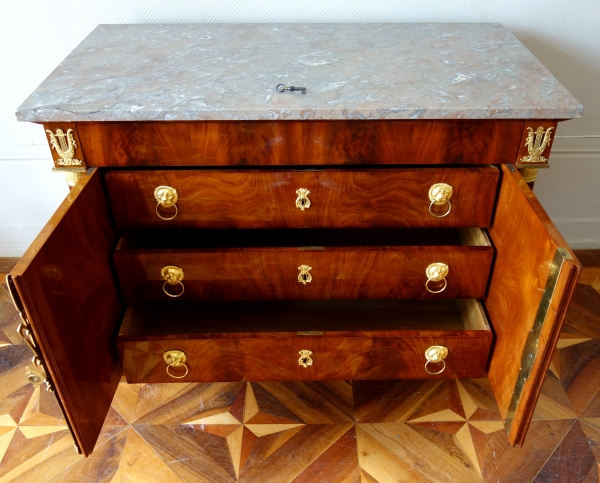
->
1;1;599;255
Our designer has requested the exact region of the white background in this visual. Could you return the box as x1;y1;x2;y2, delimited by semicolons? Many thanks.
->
1;1;599;255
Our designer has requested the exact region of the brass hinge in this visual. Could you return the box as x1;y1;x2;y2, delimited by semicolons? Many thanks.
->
504;247;572;436
5;275;82;455
6;275;54;393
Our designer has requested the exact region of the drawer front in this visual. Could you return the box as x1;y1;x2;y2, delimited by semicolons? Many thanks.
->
77;120;525;167
106;167;499;229
119;335;491;383
114;247;493;301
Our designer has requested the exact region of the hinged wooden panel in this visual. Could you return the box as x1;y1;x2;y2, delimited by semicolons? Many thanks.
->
9;169;123;456
485;164;581;446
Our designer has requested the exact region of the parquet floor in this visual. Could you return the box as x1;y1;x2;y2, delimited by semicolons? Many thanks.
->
1;255;599;482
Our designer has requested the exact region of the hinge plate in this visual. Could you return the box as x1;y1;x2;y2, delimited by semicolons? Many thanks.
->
504;247;571;435
5;274;82;455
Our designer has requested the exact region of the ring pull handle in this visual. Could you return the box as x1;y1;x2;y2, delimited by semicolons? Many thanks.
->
298;265;313;285
154;186;179;221
428;183;453;218
298;350;313;368
424;345;448;375
164;350;189;379
161;265;185;298
296;188;311;211
425;263;449;294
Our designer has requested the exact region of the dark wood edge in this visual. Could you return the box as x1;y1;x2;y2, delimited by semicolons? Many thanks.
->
10;171;98;456
117;330;494;342
10;273;87;455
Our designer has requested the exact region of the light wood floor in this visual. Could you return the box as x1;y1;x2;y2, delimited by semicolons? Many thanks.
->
0;254;599;482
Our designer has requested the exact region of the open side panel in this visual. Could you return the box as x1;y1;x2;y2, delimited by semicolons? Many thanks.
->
485;164;581;446
8;169;123;456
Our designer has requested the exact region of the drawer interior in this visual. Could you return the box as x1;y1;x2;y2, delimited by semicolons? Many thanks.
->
116;227;491;251
113;228;493;301
118;299;490;339
117;299;492;382
114;228;494;381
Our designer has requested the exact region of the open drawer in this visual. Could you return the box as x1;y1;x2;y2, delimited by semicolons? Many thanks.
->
105;166;499;230
6;165;581;455
113;228;493;301
117;299;492;383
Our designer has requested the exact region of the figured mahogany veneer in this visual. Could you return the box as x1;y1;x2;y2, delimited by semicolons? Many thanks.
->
113;228;493;301
9;171;123;456
75;120;524;167
105;167;499;229
117;300;492;382
484;165;581;445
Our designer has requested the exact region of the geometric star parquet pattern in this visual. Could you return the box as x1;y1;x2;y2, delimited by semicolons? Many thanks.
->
1;256;600;482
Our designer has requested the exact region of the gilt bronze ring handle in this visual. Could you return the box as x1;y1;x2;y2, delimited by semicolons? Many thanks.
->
428;183;453;218
164;350;189;379
425;263;449;294
161;266;185;298
154;186;179;221
424;345;448;375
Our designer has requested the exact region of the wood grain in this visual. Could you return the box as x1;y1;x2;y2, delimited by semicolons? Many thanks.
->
119;336;491;383
118;300;489;339
113;229;493;301
358;423;482;482
105;167;499;230
77;120;524;167
574;249;600;267
117;300;492;382
289;426;361;483
9;169;123;457
485;164;581;446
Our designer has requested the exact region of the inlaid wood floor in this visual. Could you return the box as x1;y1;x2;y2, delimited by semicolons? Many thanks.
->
1;255;599;482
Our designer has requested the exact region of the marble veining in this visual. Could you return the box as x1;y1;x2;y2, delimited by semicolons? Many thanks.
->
16;23;583;122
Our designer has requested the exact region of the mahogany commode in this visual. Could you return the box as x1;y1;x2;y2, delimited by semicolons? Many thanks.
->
8;23;583;456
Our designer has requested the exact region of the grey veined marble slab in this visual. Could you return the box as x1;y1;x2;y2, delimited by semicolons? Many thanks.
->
16;23;583;122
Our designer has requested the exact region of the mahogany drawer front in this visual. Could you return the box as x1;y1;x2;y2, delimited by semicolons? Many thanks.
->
105;167;499;230
113;229;493;301
119;336;491;383
77;120;525;167
117;300;493;383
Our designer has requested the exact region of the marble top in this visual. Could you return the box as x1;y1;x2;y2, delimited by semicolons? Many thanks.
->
16;23;583;122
